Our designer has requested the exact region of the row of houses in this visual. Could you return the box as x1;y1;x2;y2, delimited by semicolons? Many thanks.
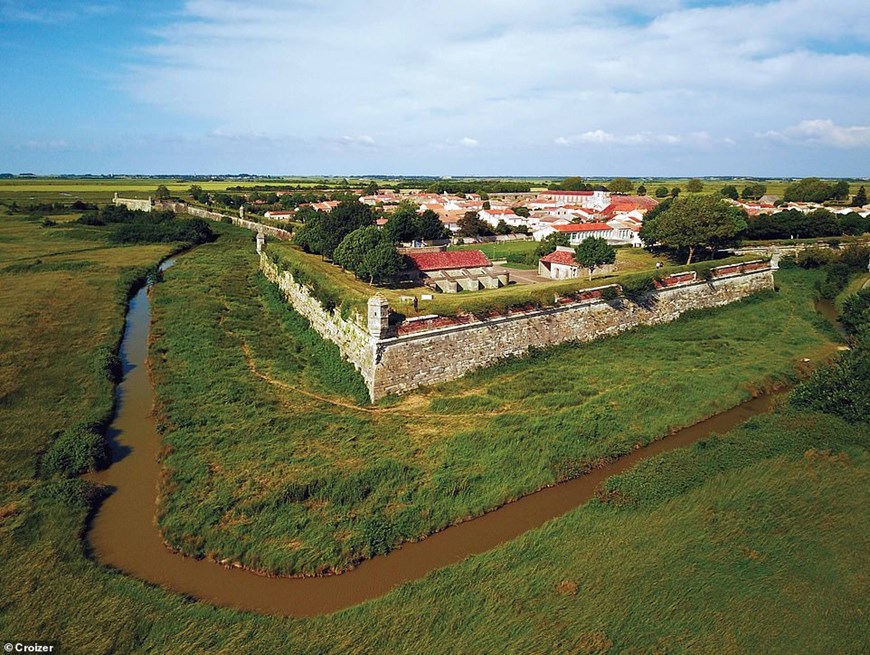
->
264;189;659;249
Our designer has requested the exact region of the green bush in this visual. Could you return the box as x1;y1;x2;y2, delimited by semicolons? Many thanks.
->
841;289;870;337
619;272;656;299
790;347;870;424
92;345;122;383
41;423;110;477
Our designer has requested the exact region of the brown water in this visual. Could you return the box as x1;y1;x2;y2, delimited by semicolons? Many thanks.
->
85;267;782;618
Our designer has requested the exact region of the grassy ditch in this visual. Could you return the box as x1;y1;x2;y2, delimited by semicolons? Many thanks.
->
151;228;839;576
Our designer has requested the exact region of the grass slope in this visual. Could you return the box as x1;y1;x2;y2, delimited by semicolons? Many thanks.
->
151;228;841;575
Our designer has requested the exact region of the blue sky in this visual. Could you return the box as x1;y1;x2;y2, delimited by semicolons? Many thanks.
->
1;0;869;176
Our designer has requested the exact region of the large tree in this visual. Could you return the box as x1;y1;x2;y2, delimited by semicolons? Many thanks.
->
686;179;704;193
414;209;448;240
574;237;616;280
852;185;867;207
608;177;634;194
552;177;591;191
333;226;383;271
457;211;493;237
783;178;835;203
641;194;747;264
831;180;851;201
720;185;739;200
384;205;418;243
295;201;374;258
357;242;404;285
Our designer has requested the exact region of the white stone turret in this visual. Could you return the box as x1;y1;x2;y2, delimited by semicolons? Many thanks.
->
367;295;390;338
255;231;266;255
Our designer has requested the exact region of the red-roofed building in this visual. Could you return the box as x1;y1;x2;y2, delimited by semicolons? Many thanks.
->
405;250;491;271
402;249;508;293
599;195;659;220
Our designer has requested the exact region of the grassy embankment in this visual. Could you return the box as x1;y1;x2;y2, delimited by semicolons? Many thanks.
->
267;240;763;320
0;216;866;653
149;228;844;576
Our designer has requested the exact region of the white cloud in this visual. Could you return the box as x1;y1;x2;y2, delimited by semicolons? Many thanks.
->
555;130;715;147
48;0;853;174
758;119;870;149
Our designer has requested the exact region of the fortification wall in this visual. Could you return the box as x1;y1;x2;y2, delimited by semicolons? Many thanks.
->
259;248;775;401
113;195;152;212
371;269;774;398
159;202;293;240
260;255;377;395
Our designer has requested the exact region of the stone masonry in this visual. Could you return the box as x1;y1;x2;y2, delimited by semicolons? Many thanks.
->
260;249;776;401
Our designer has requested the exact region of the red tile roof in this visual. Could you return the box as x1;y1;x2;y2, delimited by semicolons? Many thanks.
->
405;250;491;271
553;223;612;233
539;250;577;265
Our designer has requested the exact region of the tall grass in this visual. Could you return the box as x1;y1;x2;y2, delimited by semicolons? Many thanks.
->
150;228;840;576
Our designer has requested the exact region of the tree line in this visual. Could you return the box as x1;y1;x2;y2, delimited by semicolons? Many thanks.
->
293;201;450;284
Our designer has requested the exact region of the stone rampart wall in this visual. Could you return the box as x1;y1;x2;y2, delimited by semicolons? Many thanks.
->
260;248;775;401
260;254;377;395
161;202;293;241
113;196;152;212
371;269;774;398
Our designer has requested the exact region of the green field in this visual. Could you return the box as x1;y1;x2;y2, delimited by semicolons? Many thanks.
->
149;227;842;576
1;212;867;653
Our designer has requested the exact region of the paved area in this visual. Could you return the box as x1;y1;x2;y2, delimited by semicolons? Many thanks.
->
491;264;550;285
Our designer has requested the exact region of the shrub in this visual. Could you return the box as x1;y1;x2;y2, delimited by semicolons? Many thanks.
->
790;347;870;424
619;272;656;299
841;289;870;337
92;346;122;383
77;212;104;226
41;423;110;477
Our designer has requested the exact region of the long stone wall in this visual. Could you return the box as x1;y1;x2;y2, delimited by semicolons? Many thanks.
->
371;268;774;398
113;194;152;212
260;248;776;401
177;204;293;241
260;255;378;394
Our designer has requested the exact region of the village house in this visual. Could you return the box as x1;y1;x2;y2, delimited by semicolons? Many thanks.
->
539;189;611;211
402;249;509;293
479;208;527;228
551;222;643;247
538;246;616;280
262;210;296;220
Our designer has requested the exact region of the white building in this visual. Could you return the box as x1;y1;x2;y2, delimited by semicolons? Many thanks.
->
539;190;611;211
